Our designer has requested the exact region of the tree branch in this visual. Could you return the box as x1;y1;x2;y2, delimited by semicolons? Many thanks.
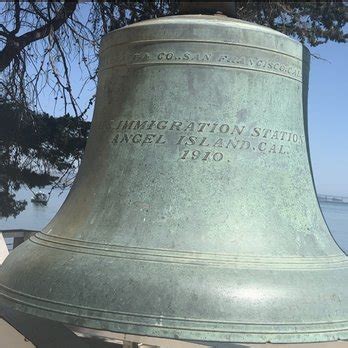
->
11;0;21;36
0;1;77;72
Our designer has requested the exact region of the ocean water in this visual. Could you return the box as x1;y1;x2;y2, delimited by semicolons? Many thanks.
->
0;187;69;231
0;188;347;254
319;201;348;254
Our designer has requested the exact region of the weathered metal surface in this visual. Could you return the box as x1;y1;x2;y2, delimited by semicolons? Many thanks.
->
0;15;347;343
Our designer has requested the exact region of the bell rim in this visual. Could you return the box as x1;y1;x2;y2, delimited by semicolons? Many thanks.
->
1;282;348;344
1;293;348;344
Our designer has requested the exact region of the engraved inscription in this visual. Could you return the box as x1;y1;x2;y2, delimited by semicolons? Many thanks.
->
101;45;302;81
101;38;304;81
157;52;212;62
132;51;301;80
111;119;305;161
180;150;223;161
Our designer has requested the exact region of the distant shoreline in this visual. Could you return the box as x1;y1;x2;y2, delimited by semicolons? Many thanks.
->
319;200;348;205
317;194;348;205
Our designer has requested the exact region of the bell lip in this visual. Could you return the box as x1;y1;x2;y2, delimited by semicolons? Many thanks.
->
1;285;348;344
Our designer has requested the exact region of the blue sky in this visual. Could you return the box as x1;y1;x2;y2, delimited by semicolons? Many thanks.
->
308;41;348;196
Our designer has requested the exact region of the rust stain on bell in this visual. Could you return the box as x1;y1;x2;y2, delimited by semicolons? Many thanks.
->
0;15;347;343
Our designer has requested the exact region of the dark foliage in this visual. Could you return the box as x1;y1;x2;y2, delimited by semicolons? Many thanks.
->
233;1;347;46
0;100;90;217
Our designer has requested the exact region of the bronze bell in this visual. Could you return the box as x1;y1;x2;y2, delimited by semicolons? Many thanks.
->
0;15;347;344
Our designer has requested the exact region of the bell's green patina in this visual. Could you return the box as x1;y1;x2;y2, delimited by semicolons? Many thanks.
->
0;15;347;344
